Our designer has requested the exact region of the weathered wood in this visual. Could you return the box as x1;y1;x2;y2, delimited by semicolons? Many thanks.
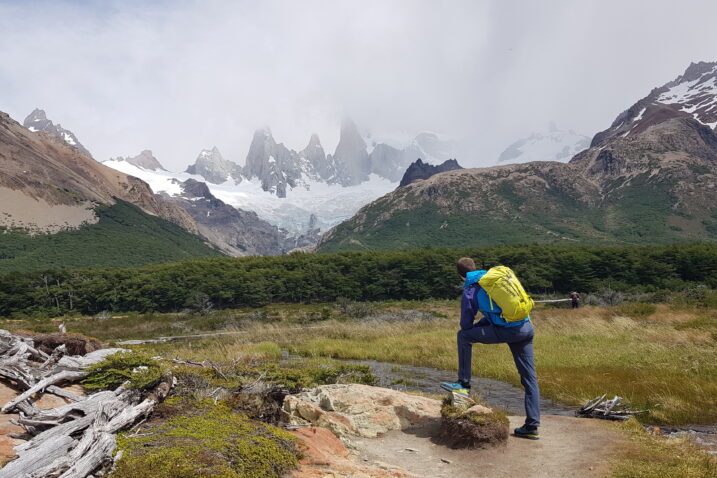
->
0;331;172;478
45;385;86;403
577;394;646;421
0;434;76;477
2;370;88;413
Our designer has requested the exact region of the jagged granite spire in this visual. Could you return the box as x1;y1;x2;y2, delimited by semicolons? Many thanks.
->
23;108;93;158
186;146;241;184
332;118;370;186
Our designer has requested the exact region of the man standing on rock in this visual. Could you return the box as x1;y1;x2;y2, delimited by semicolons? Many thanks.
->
441;257;541;440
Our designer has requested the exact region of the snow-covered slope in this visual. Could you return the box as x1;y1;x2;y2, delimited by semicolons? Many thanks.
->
592;61;717;146
103;159;395;235
497;123;590;164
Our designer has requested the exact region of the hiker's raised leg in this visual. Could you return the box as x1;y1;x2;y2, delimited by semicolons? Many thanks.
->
509;337;540;428
457;319;501;384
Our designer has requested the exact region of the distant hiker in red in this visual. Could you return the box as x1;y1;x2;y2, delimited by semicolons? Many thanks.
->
570;291;581;309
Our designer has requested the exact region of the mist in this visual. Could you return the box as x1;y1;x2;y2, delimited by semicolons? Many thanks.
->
1;0;717;170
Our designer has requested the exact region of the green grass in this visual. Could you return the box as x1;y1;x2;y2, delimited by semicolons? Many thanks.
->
608;419;717;478
0;200;220;274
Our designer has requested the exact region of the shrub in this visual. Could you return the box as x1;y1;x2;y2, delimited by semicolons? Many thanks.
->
82;351;162;390
335;297;375;318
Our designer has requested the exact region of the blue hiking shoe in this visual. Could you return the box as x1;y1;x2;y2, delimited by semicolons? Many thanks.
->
513;425;540;440
440;381;471;394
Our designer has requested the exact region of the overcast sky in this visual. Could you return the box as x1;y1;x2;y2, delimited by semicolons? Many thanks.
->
1;0;716;170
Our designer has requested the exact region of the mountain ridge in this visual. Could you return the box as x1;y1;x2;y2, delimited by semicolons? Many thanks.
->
317;62;717;252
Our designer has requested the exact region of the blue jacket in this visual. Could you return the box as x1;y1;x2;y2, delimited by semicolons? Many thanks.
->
461;270;530;330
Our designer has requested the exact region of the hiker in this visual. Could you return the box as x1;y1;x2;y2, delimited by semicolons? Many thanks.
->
570;291;580;309
441;257;541;440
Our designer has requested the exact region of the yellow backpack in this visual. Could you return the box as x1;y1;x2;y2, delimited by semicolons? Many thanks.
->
478;266;534;321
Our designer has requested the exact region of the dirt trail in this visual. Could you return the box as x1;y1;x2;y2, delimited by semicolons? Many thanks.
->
351;415;623;478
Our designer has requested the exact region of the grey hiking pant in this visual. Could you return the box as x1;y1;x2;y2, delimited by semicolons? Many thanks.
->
457;318;541;428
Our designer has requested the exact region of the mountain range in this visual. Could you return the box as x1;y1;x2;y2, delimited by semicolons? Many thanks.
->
317;61;717;252
101;120;456;240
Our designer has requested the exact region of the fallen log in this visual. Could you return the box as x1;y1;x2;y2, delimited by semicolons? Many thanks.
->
576;394;646;421
0;330;173;478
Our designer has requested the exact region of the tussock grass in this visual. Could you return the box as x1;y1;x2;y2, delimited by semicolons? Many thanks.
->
275;304;717;425
608;419;717;478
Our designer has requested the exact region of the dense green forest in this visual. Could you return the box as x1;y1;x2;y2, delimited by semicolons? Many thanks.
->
0;243;715;317
0;200;221;274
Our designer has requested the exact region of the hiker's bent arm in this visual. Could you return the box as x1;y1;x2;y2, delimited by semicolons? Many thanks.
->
460;289;477;330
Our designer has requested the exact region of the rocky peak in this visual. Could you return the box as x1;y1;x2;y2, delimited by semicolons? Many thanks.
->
398;158;463;187
591;61;717;147
332;118;370;186
185;146;241;185
299;133;337;182
111;150;166;171
23;108;93;158
243;129;304;198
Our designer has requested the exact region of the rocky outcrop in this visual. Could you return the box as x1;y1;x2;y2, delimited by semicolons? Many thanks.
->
282;384;441;442
289;426;419;478
398;158;463;187
185;146;241;184
23;109;93;158
111;150;166;171
164;178;290;256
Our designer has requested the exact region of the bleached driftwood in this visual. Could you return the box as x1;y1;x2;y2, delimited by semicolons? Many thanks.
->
576;394;646;421
0;330;173;478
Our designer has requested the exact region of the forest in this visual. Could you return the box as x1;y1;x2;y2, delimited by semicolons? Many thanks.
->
0;243;715;317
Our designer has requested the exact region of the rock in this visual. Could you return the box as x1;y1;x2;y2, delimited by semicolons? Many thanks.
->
19;332;103;356
398;158;463;188
464;404;492;415
282;384;441;440
289;426;420;478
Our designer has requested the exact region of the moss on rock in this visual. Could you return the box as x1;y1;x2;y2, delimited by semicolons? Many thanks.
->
111;400;299;478
439;397;509;448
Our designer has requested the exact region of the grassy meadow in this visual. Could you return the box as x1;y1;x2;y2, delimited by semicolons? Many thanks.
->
2;297;715;476
5;298;716;426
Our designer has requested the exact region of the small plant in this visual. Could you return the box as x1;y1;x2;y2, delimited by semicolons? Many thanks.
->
335;297;375;318
111;401;299;478
82;351;162;390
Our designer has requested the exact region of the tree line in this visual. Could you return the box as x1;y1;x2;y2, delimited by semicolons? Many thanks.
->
0;243;715;317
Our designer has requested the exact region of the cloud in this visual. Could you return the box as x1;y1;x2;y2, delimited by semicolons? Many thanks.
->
1;0;716;169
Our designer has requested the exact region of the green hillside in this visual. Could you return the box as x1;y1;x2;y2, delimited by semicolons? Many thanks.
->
0;200;221;274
